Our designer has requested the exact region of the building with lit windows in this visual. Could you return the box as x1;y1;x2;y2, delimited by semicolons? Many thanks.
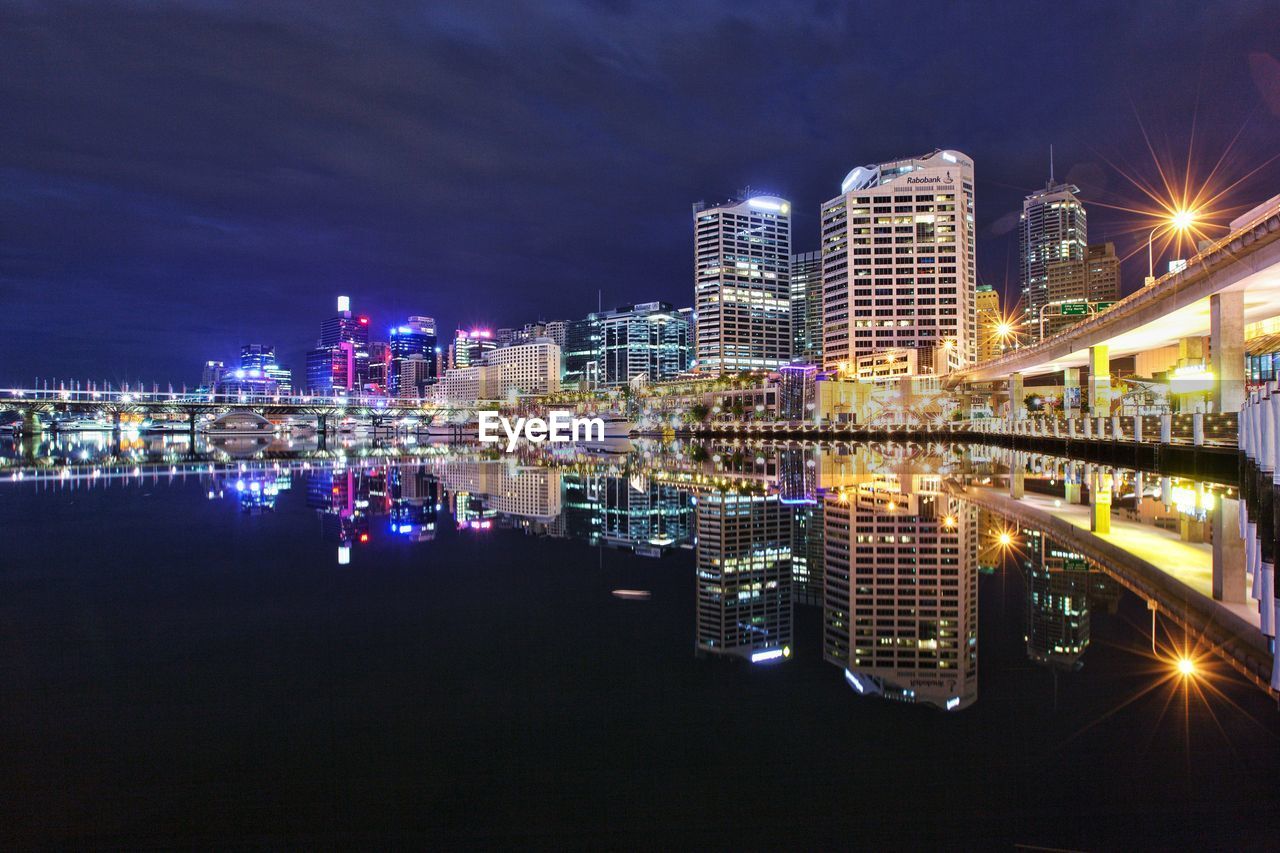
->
821;150;976;375
368;341;391;392
695;493;793;662
562;315;602;389
483;340;561;397
389;316;437;392
598;301;690;386
823;469;978;710
975;284;1002;363
1025;530;1091;671
305;296;370;396
1019;181;1087;339
790;250;823;363
397;353;435;398
448;328;496;369
693;194;792;372
218;344;291;396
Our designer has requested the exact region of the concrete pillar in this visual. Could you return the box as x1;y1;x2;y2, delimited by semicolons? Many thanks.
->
1064;367;1081;418
1091;469;1112;534
1160;475;1172;509
1160;413;1172;444
1263;387;1278;473
1111;415;1122;441
1210;290;1245;413
1096;416;1107;438
1213;497;1247;603
1132;414;1143;443
1249;521;1260;600
1064;481;1081;505
20;409;43;436
1067;418;1077;439
1271;385;1280;485
1261;560;1276;638
1008;372;1024;428
1193;411;1205;446
1089;344;1110;417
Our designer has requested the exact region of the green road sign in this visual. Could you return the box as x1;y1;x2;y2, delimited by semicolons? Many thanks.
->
1061;302;1087;315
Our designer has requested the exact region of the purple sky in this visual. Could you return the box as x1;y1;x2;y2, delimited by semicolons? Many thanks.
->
2;0;1279;385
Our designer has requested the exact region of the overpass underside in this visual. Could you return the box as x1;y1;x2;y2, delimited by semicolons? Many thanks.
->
955;208;1280;413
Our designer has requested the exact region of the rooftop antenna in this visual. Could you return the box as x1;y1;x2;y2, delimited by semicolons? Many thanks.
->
1049;144;1055;184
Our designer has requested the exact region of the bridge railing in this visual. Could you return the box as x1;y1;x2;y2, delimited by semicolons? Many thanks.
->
2;387;436;409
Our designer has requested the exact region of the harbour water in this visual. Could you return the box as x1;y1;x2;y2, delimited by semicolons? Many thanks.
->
3;435;1279;847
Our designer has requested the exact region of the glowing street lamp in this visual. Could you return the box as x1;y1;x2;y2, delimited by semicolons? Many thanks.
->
1176;657;1196;677
1147;209;1196;281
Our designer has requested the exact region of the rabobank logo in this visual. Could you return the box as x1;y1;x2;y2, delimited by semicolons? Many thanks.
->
478;410;605;451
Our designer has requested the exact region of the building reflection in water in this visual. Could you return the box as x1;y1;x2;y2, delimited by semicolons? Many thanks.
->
12;435;1268;704
820;450;979;711
694;491;793;663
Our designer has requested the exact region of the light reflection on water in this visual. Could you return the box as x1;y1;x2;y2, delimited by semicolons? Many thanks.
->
2;435;1278;846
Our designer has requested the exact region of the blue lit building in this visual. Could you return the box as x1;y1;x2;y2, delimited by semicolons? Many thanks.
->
389;316;437;394
306;296;371;396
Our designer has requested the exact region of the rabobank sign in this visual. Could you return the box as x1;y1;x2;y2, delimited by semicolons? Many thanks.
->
478;410;605;451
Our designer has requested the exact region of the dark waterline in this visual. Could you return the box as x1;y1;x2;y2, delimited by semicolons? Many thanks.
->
2;455;1279;848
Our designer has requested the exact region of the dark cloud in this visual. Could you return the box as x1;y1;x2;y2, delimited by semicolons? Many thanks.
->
2;0;1278;383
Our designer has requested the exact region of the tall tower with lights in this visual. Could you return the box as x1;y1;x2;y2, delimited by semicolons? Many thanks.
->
693;194;792;372
821;149;976;374
1019;181;1087;339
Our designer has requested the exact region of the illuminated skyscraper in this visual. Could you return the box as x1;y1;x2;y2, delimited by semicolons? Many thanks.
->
693;194;791;372
598;301;690;386
975;284;1002;363
822;150;976;374
1019;181;1087;338
306;296;370;395
389;316;437;392
790;250;823;363
448;328;496;369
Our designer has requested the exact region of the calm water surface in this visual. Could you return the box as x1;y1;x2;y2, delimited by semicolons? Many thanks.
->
2;439;1278;848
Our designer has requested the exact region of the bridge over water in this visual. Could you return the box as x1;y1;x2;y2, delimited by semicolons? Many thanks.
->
0;388;475;434
953;198;1280;417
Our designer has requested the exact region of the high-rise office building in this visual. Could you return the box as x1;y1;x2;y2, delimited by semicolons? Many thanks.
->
227;344;292;394
482;340;561;396
975;284;1002;363
1084;242;1120;302
389;316;437;393
448;328;496;369
821;149;976;374
598;301;690;386
1042;242;1120;337
790;250;823;363
1019;181;1087;338
397;353;435;399
305;296;370;396
368;341;391;393
693;194;792;372
562;316;602;389
200;360;225;392
695;493;793;662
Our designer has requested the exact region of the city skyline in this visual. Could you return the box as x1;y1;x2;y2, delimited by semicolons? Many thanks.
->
3;2;1279;382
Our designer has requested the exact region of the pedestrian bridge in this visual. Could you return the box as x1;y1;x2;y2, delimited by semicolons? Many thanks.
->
954;198;1280;413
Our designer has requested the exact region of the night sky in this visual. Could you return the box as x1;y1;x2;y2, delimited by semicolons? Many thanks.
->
3;1;1279;385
